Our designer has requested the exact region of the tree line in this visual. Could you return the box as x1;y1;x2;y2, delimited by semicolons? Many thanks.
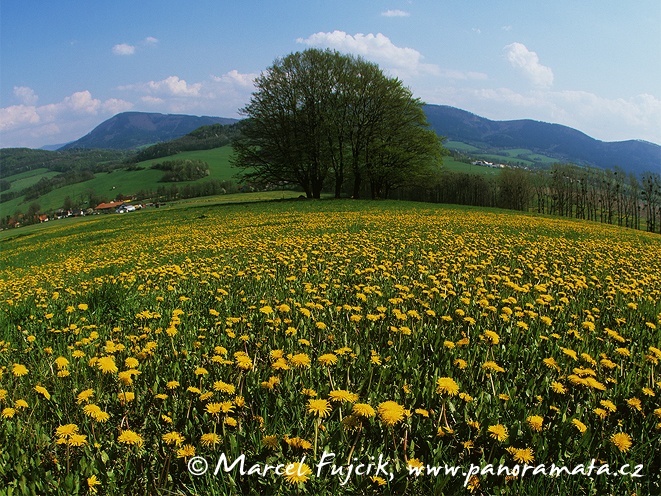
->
398;164;661;234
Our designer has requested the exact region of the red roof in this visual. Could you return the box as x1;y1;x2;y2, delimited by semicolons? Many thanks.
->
95;201;124;210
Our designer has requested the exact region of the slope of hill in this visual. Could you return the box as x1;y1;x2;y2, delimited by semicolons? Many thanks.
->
423;104;660;174
60;112;239;150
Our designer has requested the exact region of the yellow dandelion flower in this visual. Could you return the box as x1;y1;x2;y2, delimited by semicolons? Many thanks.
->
283;462;312;484
96;356;117;374
200;433;221;447
352;403;376;418
378;401;405;426
34;385;50;400
162;431;185;446
435;377;459;396
526;415;543;432
12;364;28;377
328;390;358;403
307;399;331;418
610;432;632;452
117;430;143;448
176;444;196;459
572;419;587;434
488;424;508;442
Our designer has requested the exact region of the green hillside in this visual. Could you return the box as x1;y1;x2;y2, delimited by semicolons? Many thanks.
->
0;146;239;216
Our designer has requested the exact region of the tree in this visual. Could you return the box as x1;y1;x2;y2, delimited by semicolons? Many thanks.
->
232;49;443;198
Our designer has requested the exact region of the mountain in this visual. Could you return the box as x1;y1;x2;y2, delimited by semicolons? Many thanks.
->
60;112;239;150
423;104;660;174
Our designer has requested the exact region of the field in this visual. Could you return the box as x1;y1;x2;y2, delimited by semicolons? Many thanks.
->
444;141;559;168
1;200;660;495
1;147;239;216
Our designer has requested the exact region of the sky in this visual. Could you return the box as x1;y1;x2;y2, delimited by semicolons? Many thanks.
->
1;1;660;149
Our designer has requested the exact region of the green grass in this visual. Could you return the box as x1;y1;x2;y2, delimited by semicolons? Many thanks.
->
0;199;658;495
0;146;240;216
136;147;239;182
441;157;499;176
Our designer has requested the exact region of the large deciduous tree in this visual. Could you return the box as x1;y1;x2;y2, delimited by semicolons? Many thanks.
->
232;49;443;198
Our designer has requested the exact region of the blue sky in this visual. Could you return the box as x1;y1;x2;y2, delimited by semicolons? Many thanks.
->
1;0;660;148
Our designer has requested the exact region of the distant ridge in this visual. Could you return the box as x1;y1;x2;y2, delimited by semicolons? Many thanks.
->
60;112;239;150
54;108;660;174
423;104;661;174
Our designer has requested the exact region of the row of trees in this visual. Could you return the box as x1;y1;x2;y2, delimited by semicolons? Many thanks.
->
401;165;661;234
232;49;444;199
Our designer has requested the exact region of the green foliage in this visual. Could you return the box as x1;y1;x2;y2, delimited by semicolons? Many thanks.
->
134;123;244;163
150;159;210;182
233;49;445;199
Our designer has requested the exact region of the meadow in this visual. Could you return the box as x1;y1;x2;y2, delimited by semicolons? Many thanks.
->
0;199;659;495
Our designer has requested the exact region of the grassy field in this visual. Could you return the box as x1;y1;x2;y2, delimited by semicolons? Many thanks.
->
444;141;559;168
1;147;240;217
1;199;659;495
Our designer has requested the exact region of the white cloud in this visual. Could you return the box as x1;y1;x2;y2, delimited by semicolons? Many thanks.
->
211;69;257;88
0;90;133;148
13;86;38;106
381;9;410;17
420;85;661;143
504;42;554;88
112;43;136;56
147;76;202;97
144;36;159;45
296;31;439;76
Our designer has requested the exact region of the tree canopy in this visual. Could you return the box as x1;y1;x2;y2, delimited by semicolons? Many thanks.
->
232;49;444;198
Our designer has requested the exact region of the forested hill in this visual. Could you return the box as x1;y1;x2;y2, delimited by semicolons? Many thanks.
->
133;122;244;162
423;104;661;174
60;112;239;150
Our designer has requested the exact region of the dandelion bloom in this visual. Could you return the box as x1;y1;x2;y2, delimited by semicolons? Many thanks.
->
176;445;196;459
56;424;79;438
526;415;543;432
283;462;312;484
34;385;50;400
487;424;508;442
482;330;500;344
482;361;505;373
200;433;221;447
213;381;236;394
12;364;28;377
288;353;311;368
87;475;101;493
262;435;279;449
329;390;358;403
377;401;405;426
572;419;587;434
551;382;566;394
83;404;110;422
206;403;223;415
307;399;331;418
2;408;16;418
318;354;338;366
435;377;459;396
162;431;185;446
626;397;642;412
513;448;535;464
96;356;117;374
77;389;95;404
67;434;88;447
117;430;144;448
610;432;632;452
352;403;376;418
